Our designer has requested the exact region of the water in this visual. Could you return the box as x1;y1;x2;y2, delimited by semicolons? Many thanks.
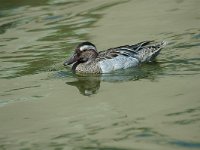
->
0;0;200;149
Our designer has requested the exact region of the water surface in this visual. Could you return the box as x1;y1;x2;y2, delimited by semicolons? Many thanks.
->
0;0;200;150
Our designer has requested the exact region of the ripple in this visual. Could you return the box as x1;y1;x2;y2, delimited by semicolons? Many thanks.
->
166;106;200;116
170;140;200;149
0;0;116;79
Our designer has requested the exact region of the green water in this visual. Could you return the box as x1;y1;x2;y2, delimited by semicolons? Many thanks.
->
0;0;200;150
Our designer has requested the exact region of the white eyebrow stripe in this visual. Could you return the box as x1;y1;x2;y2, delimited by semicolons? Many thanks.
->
80;45;96;51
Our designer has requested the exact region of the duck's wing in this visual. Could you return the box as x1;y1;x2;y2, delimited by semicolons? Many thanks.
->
132;41;167;62
98;41;166;62
97;42;142;61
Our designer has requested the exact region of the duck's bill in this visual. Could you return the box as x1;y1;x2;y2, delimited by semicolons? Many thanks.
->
63;54;78;66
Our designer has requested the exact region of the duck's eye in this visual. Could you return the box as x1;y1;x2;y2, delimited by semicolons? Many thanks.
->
82;49;87;52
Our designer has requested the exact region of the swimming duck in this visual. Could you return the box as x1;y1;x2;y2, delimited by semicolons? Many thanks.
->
64;41;166;73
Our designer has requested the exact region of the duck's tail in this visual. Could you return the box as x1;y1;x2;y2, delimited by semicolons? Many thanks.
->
136;41;167;62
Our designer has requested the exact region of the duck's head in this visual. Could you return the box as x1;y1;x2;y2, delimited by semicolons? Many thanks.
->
64;42;98;66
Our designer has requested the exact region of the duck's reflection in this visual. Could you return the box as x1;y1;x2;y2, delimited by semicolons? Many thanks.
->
66;63;163;96
66;74;101;96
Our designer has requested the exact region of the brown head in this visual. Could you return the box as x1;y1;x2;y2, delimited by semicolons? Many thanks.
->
63;42;98;66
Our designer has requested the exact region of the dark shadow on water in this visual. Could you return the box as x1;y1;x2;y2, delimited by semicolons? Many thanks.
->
62;62;163;96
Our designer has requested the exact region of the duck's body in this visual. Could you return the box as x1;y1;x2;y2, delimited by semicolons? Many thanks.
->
64;41;166;73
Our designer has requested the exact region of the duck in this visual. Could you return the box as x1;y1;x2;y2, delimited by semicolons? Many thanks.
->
63;41;166;73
